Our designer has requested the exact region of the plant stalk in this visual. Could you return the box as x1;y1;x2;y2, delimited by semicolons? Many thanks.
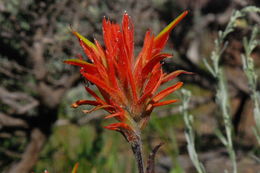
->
131;138;144;173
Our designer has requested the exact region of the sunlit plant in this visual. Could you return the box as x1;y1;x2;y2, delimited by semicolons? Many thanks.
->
65;11;189;173
241;26;260;145
203;6;260;173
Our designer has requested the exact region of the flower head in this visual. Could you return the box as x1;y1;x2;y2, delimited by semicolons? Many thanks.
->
65;11;189;135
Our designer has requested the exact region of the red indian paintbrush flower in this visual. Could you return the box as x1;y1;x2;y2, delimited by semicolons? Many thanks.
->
65;11;189;138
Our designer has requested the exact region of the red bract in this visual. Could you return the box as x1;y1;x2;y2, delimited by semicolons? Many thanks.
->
65;11;190;134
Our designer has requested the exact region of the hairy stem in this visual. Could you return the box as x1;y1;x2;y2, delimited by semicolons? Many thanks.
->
120;125;144;173
131;138;144;173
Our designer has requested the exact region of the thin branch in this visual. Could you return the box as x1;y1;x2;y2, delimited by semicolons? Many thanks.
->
7;128;47;173
0;87;39;114
0;113;28;128
146;143;164;173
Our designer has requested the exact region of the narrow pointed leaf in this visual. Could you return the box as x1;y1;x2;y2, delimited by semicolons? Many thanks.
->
64;59;97;73
162;70;193;84
85;87;107;104
155;11;188;41
152;99;178;107
138;69;162;103
82;73;120;98
152;82;183;102
104;122;131;131
71;100;100;108
153;11;188;55
104;112;124;121
142;53;172;77
71;163;79;173
122;13;134;61
73;31;97;51
82;105;114;114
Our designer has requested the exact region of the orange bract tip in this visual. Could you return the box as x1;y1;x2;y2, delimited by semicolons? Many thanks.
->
71;163;79;173
162;70;193;84
82;105;113;114
104;122;131;131
104;112;123;119
71;103;79;108
155;11;188;41
71;100;100;109
152;82;183;102
72;31;97;51
152;99;179;107
64;59;92;66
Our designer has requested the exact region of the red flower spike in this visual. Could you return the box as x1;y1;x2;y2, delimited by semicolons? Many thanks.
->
65;11;189;135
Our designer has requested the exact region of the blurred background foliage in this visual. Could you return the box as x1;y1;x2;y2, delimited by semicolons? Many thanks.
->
0;0;259;173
